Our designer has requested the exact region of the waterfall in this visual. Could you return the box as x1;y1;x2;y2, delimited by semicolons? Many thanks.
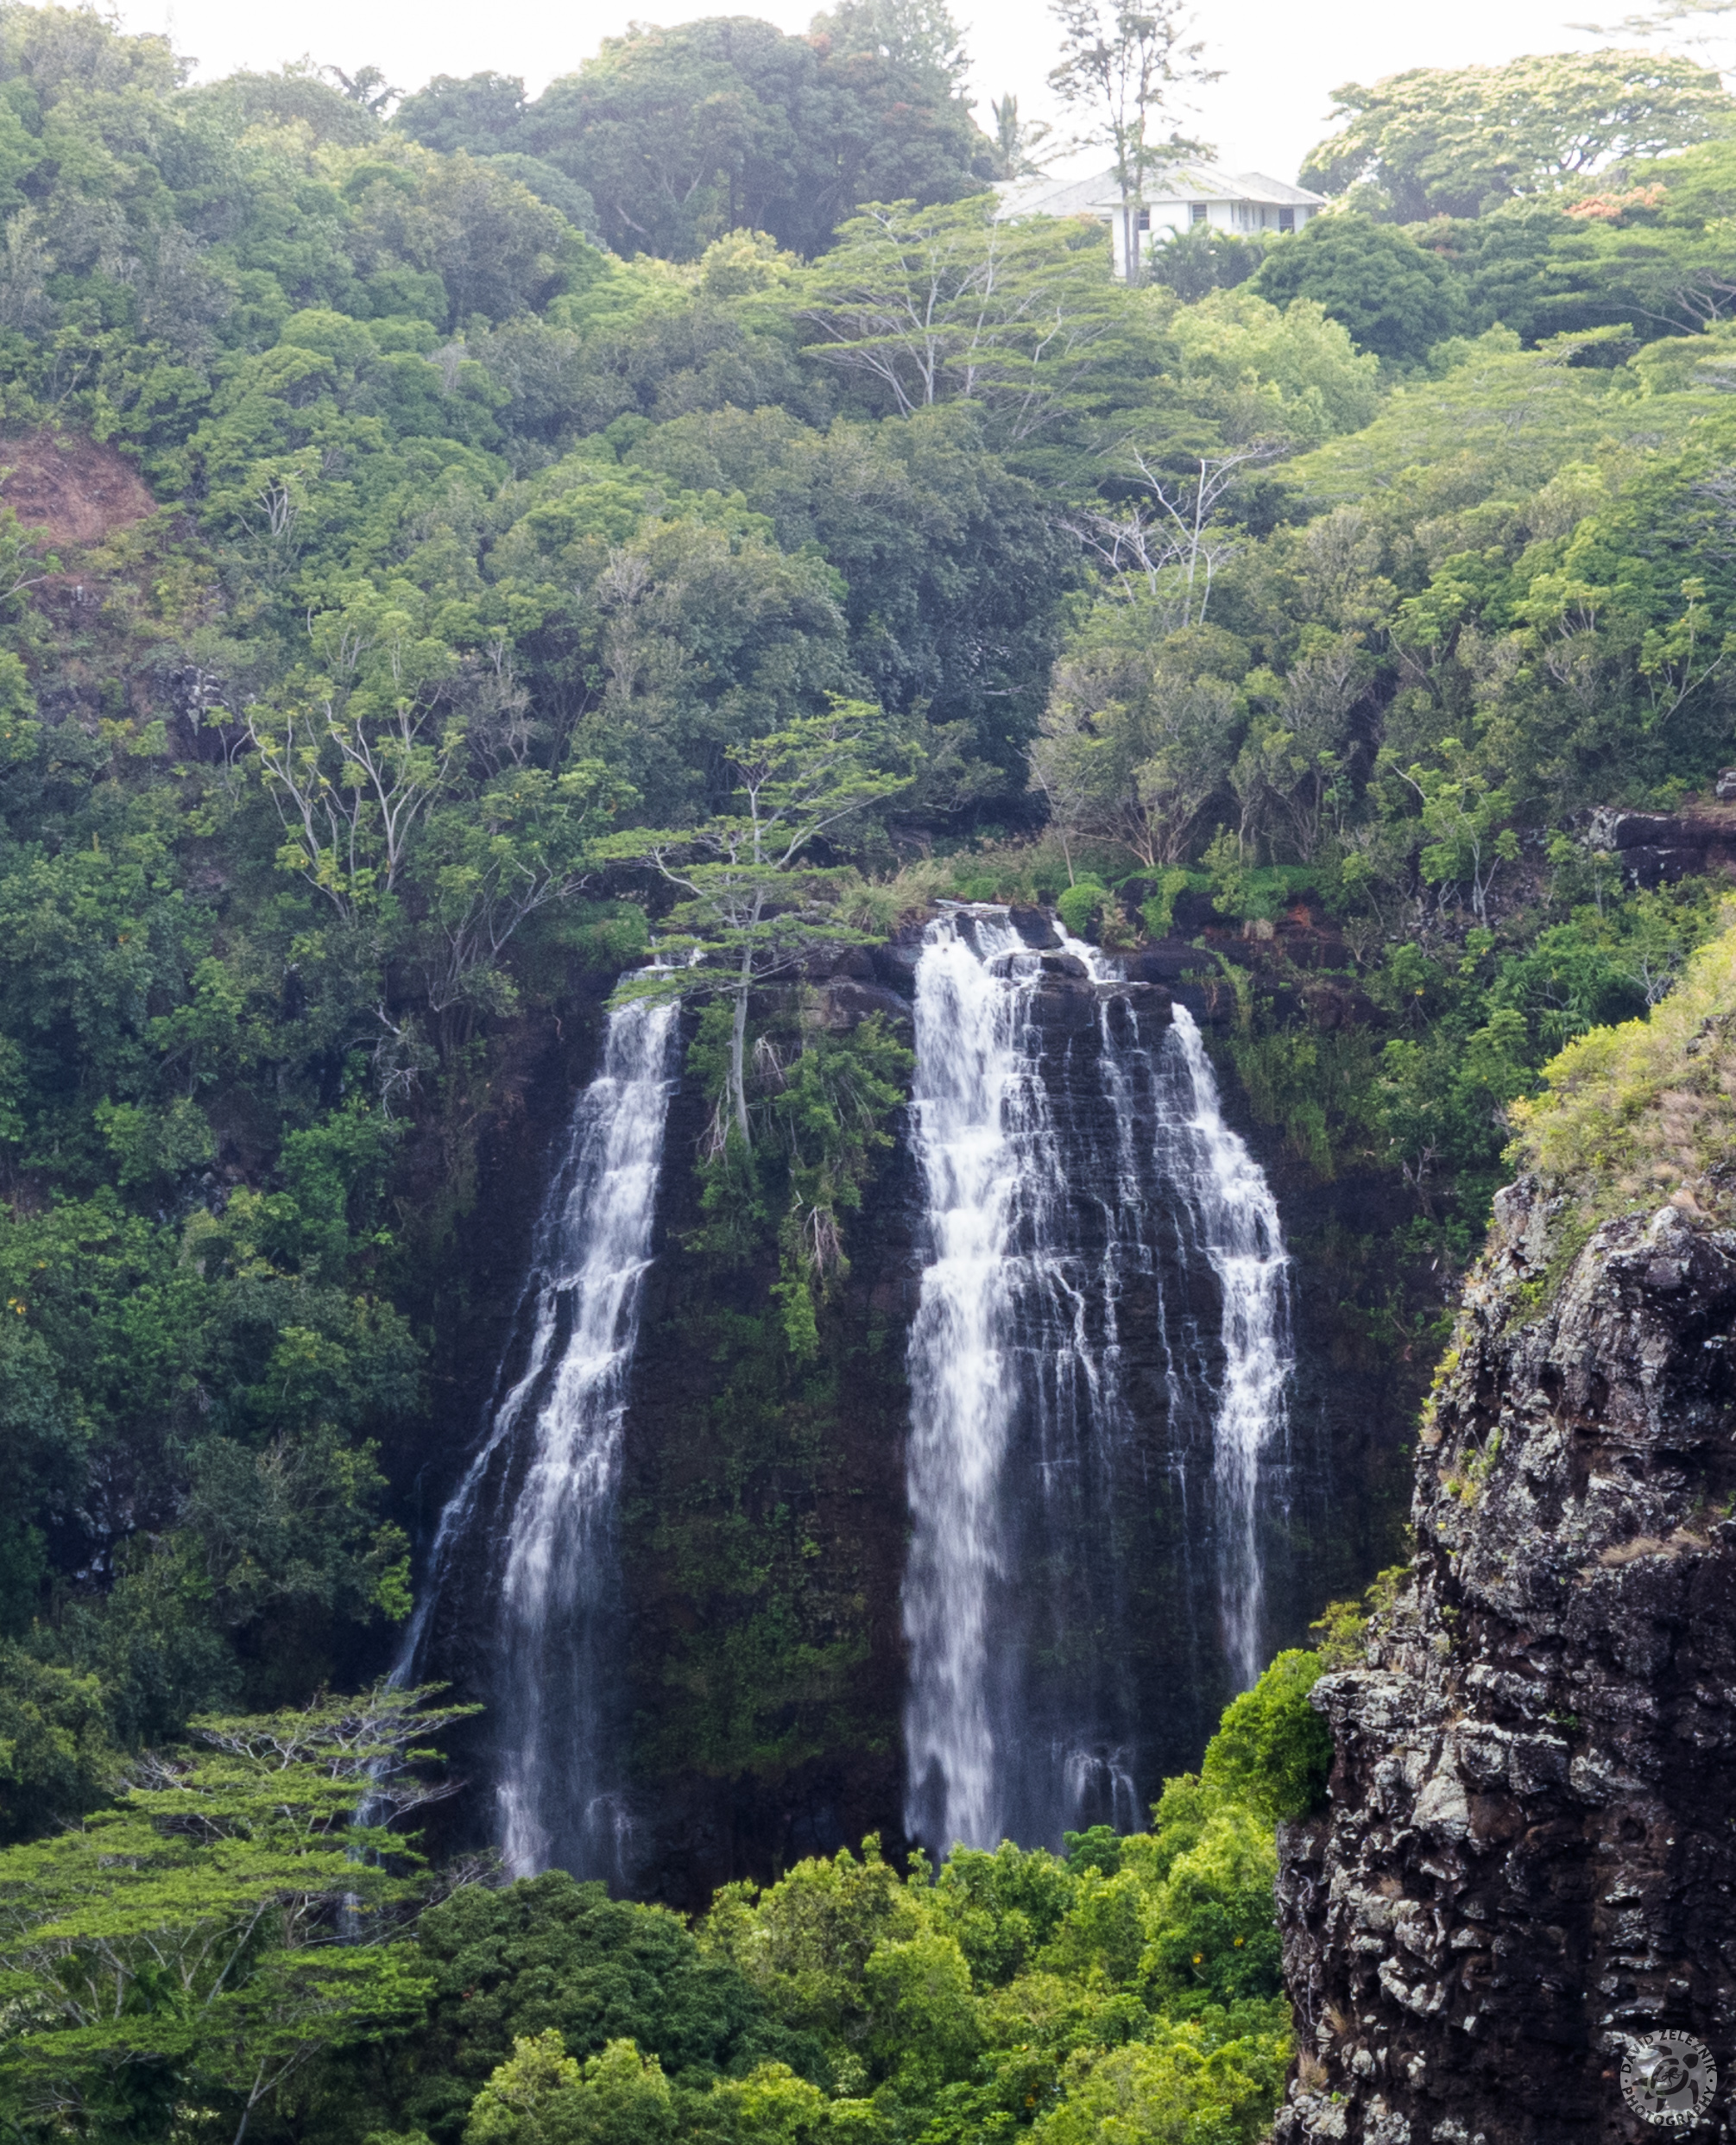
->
901;908;1031;1854
902;908;1292;1854
397;987;680;1884
1165;1004;1293;1692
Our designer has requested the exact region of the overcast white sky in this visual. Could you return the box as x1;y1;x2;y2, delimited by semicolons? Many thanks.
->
126;0;1706;184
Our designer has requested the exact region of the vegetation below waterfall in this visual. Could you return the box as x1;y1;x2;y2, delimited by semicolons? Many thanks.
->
0;0;1733;2134
0;1648;1335;2145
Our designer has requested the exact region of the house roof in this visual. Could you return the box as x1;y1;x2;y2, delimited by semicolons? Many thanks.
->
994;163;1327;218
992;170;1120;220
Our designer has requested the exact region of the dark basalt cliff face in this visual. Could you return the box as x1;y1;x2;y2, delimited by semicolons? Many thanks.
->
1277;1184;1736;2145
621;925;1231;1907
620;964;921;1910
413;918;1422;1903
1585;801;1736;890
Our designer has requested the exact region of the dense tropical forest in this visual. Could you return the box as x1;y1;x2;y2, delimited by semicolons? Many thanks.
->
0;0;1734;2135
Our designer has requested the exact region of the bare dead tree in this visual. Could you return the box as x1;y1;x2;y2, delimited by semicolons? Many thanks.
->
1064;443;1279;623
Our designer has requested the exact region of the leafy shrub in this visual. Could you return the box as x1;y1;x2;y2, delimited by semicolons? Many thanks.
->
1139;870;1196;941
1250;211;1464;363
1056;878;1108;939
1141;1805;1285;2006
1062;1825;1123;1878
1032;2009;1289;2145
1199;1651;1333;1822
407;1872;791;2138
464;2034;675;2145
931;1839;1076;1985
0;1644;118;1842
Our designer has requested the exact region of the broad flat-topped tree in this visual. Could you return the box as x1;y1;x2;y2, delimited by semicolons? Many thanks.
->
1300;48;1733;221
0;1684;471;2145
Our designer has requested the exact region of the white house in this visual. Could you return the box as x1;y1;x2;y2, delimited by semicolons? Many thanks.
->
994;163;1327;281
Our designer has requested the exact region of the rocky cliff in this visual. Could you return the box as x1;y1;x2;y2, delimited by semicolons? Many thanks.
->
1585;800;1736;890
1276;1176;1736;2145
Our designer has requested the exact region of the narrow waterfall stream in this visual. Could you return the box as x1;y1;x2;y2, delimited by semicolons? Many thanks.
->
1166;1004;1293;1692
903;907;1294;1854
399;988;679;1883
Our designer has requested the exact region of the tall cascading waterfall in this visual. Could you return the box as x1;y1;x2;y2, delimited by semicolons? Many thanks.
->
900;908;1032;1856
902;906;1294;1855
395;988;680;1884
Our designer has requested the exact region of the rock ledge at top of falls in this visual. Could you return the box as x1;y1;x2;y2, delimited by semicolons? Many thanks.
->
855;911;1171;1027
1275;1181;1736;2145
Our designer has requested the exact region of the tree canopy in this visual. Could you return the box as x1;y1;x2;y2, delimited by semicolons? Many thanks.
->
1299;48;1733;220
1249;213;1465;364
396;14;995;262
0;1684;466;2142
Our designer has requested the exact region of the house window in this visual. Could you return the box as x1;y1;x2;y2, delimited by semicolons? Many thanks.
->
1190;202;1207;225
1136;207;1150;231
1278;208;1295;234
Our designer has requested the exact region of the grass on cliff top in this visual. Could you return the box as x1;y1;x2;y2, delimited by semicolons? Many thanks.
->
1508;905;1736;1225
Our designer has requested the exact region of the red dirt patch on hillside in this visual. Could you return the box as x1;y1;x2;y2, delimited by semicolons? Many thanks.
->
0;431;157;548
